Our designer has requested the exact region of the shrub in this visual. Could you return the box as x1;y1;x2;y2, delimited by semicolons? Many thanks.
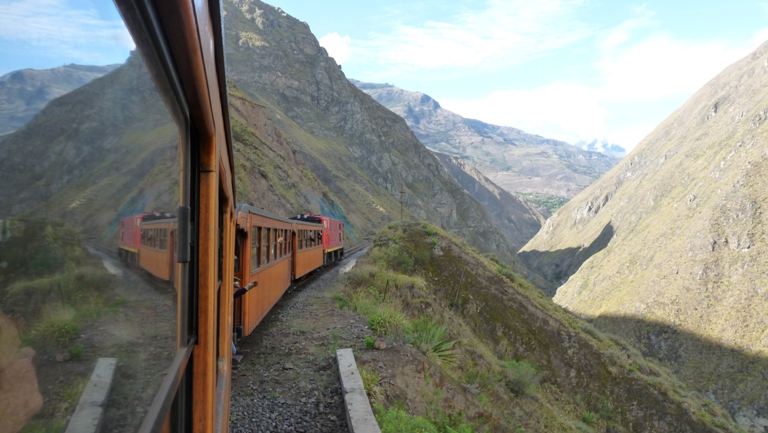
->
582;411;596;425
374;403;439;433
359;367;381;401
405;319;457;364
368;310;404;335
598;397;614;420
32;317;80;346
333;293;348;309
365;335;375;349
68;345;84;361
502;360;541;396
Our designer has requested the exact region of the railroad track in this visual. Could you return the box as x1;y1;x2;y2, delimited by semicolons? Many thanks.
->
289;241;370;293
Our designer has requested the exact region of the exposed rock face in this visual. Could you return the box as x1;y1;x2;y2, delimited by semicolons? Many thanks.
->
223;0;535;266
432;152;544;251
353;80;621;199
0;64;119;135
521;40;768;430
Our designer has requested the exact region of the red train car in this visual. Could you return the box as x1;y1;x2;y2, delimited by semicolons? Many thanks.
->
117;212;149;264
290;213;344;265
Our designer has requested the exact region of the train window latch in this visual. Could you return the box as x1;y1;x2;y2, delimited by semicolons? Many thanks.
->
177;205;191;263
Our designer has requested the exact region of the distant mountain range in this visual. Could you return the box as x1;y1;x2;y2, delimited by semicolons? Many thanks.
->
0;64;119;135
352;80;621;201
575;138;627;158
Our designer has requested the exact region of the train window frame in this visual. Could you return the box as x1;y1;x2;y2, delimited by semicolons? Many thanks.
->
111;0;231;430
251;225;259;270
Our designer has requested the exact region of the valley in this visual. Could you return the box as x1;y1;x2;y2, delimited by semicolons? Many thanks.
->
1;0;767;432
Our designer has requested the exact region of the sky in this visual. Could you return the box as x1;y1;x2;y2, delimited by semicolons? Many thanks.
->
265;0;768;151
1;1;767;152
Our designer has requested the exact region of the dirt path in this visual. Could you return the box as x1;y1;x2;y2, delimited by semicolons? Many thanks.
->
229;248;370;433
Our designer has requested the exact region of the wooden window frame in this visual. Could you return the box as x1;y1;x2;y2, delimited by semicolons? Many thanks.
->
115;0;236;431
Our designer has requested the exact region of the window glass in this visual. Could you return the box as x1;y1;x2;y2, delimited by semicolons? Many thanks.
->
269;229;277;261
251;226;259;269
0;6;180;431
263;228;270;264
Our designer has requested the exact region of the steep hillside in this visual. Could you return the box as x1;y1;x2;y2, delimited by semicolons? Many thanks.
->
0;64;119;134
223;0;535;266
433;152;545;250
521;40;768;430
353;80;621;201
339;223;742;432
0;53;177;244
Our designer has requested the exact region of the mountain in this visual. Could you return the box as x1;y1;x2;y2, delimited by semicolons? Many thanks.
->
352;80;621;202
0;53;178;243
521;40;768;430
0;64;119;135
222;0;542;269
432;152;545;251
575;138;627;159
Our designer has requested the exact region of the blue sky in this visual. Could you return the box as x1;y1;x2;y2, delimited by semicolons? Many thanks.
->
0;0;133;74
1;1;767;151
267;0;768;151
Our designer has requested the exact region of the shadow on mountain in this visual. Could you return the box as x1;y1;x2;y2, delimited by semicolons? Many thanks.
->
519;222;614;296
591;314;768;427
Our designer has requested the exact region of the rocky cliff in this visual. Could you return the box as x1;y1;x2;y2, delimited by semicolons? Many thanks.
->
353;80;621;202
521;40;768;431
223;0;536;267
0;64;119;135
433;152;544;251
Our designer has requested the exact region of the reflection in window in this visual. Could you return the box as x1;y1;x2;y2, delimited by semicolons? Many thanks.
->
0;4;180;431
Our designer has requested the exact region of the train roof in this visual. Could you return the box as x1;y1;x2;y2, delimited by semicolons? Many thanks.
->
289;213;342;225
235;204;318;226
141;212;177;224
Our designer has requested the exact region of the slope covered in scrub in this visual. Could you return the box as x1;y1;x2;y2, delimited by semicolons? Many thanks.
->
336;223;742;432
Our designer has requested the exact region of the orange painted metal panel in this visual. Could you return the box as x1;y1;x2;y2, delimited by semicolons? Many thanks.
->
294;246;323;278
242;257;292;336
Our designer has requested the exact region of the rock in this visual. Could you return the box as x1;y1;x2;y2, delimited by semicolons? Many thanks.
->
373;338;387;350
55;349;71;362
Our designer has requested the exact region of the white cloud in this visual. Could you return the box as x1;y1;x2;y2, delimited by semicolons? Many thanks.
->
318;32;351;65
0;0;134;61
438;19;768;152
596;32;761;102
354;0;591;77
440;82;608;144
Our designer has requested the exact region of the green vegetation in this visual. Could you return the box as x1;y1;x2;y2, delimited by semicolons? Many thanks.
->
581;411;596;425
518;192;569;214
364;335;376;350
335;223;743;433
359;366;382;401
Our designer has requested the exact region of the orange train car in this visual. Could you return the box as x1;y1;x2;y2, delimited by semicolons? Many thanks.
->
234;205;294;336
292;219;324;279
138;213;178;282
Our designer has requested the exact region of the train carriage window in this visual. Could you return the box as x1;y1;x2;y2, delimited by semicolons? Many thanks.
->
0;4;184;432
270;229;276;261
277;229;283;258
263;228;270;264
251;226;260;269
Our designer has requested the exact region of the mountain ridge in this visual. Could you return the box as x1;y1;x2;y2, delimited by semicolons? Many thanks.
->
521;38;768;431
0;63;120;134
351;79;621;201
